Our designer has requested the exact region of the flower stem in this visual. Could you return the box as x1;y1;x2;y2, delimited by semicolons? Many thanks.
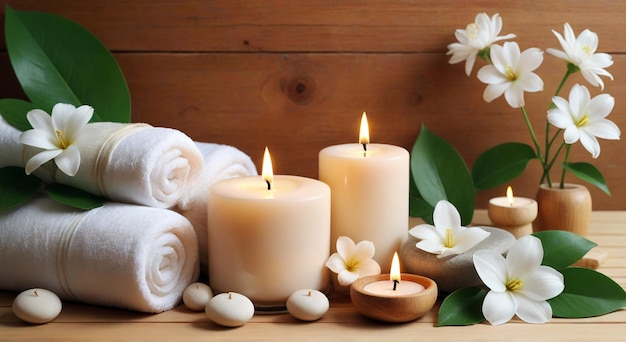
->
559;144;572;189
520;106;547;182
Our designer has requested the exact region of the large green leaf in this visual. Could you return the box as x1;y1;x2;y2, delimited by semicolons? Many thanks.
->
561;162;610;196
0;167;41;209
411;124;475;225
409;171;434;222
4;6;130;123
0;98;38;131
549;267;626;318
532;231;597;269
472;142;537;190
436;287;487;326
45;183;105;210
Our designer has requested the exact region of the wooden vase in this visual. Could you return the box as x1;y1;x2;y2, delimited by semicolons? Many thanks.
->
534;183;592;236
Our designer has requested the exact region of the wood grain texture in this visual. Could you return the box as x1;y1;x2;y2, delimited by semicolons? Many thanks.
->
0;1;624;209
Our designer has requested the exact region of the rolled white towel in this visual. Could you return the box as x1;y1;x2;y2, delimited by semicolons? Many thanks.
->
176;142;258;275
0;117;203;209
0;197;199;313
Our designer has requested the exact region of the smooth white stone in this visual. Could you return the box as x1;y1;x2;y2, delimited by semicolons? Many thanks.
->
12;288;62;324
182;282;213;311
286;289;329;321
205;292;254;327
400;227;515;293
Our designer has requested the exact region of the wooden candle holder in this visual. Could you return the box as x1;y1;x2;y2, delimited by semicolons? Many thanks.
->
349;274;437;323
488;198;538;239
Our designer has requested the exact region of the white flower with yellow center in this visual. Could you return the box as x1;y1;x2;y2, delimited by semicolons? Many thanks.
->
409;200;490;258
325;236;381;286
473;235;564;325
19;103;93;176
547;23;613;90
547;84;620;158
477;41;544;108
447;13;516;76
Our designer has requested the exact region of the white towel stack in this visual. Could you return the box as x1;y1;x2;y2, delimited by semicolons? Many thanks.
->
0;116;258;312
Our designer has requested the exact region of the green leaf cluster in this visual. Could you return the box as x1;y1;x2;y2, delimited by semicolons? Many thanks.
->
0;6;130;210
435;231;626;326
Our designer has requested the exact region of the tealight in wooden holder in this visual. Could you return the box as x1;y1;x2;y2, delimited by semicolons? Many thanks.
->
488;197;538;239
349;274;437;323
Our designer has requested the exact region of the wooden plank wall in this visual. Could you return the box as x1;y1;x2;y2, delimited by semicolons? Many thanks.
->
1;1;625;210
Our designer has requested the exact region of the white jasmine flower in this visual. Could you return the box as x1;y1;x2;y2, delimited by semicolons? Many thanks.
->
447;13;516;76
473;235;564;325
19;103;93;176
477;42;544;108
325;236;381;286
409;200;490;258
546;23;613;90
547;84;620;158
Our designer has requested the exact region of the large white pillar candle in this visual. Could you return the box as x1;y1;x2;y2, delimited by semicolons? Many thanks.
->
319;113;409;272
208;148;331;309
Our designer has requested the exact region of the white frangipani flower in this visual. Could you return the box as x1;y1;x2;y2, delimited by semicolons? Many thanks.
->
547;84;620;158
409;200;490;258
546;23;613;90
325;236;381;286
19;103;93;176
473;235;565;325
447;13;516;76
477;41;544;108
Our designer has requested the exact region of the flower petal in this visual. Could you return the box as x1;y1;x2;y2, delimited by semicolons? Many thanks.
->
450;227;491;254
520;266;564;301
432;200;461;232
64;105;94;141
415;239;446;256
513;293;553;324
409;224;442;241
24;149;62;175
54;145;81;176
506;235;543;278
337;270;359;286
25;109;53;131
352;240;376;262
482;290;517;325
336;236;356;260
473;249;507;292
19;129;59;150
325;253;347;273
357;258;381;277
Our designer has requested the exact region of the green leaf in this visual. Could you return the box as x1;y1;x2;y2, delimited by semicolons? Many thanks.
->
472;142;537;190
411;124;475;225
0;167;41;209
561;162;610;196
0;99;38;131
4;6;130;123
45;183;105;210
549;267;626;318
532;230;597;269
436;287;487;326
409;172;434;222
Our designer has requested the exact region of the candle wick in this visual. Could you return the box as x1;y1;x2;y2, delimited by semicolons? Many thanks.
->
228;292;232;300
393;279;399;291
34;289;39;297
362;143;367;152
266;180;271;191
307;290;312;296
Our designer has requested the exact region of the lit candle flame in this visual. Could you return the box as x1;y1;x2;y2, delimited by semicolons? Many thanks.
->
390;251;401;283
359;112;370;152
262;147;274;191
506;186;514;206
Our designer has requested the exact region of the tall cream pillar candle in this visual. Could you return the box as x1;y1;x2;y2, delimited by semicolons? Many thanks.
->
208;148;330;309
319;113;409;272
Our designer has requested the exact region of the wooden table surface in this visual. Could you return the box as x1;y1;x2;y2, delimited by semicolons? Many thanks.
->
1;210;625;341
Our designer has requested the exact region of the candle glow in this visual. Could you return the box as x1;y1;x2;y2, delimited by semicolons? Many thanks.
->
506;186;514;206
359;112;370;151
390;252;401;283
262;147;274;191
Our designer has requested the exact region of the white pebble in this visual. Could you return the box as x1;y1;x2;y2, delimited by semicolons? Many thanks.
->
12;288;62;324
205;292;254;327
182;282;213;311
286;289;329;321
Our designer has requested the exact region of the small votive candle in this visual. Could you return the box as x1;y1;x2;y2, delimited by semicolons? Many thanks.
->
12;288;62;324
350;252;437;323
488;186;538;238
